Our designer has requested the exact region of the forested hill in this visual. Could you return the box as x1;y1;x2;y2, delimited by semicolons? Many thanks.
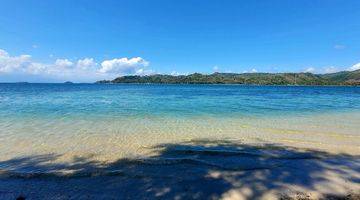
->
97;70;360;85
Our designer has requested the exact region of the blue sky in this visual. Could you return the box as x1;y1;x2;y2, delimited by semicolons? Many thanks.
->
0;0;360;82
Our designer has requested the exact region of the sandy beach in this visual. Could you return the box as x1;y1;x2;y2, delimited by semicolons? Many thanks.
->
0;139;359;200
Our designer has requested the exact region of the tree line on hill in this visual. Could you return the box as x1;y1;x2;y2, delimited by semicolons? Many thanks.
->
97;70;360;86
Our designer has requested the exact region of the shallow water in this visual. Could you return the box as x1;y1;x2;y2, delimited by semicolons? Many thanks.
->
0;83;360;170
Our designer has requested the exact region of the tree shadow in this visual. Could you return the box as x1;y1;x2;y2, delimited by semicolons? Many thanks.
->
0;139;359;199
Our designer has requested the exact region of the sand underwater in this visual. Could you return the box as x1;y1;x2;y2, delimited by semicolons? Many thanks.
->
0;84;359;199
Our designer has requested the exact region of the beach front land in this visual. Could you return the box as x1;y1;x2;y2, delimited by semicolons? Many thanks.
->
0;139;359;200
0;84;359;199
1;117;360;200
1;113;360;200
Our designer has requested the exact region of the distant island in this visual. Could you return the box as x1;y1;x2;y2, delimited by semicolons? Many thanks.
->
97;69;360;86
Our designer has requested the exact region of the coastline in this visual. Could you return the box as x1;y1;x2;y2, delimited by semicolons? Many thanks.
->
97;70;360;86
96;82;360;87
1;82;360;87
1;112;360;199
1;84;359;199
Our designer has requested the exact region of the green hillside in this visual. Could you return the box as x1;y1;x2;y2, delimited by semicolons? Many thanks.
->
97;70;360;86
321;70;360;85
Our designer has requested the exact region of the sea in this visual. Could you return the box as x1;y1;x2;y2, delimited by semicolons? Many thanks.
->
0;83;359;173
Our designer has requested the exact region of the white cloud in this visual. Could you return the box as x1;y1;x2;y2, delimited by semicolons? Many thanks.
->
170;71;190;76
304;67;315;73
32;44;38;49
99;57;149;74
0;49;9;57
213;66;219;72
0;49;33;73
323;66;339;73
77;58;97;70
334;44;345;50
55;59;73;68
170;71;180;76
135;68;154;76
348;63;360;71
0;49;152;82
242;69;257;73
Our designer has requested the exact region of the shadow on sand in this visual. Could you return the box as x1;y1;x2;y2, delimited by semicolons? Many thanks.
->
0;139;359;199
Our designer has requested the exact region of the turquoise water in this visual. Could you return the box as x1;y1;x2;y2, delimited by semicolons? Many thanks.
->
1;83;360;119
1;83;360;165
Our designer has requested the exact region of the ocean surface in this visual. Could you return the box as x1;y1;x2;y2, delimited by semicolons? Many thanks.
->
0;83;360;173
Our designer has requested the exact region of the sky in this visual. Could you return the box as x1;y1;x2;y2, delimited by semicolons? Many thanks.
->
0;0;360;82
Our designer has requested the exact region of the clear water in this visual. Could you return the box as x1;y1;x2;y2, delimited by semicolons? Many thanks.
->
1;83;360;119
1;83;360;167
